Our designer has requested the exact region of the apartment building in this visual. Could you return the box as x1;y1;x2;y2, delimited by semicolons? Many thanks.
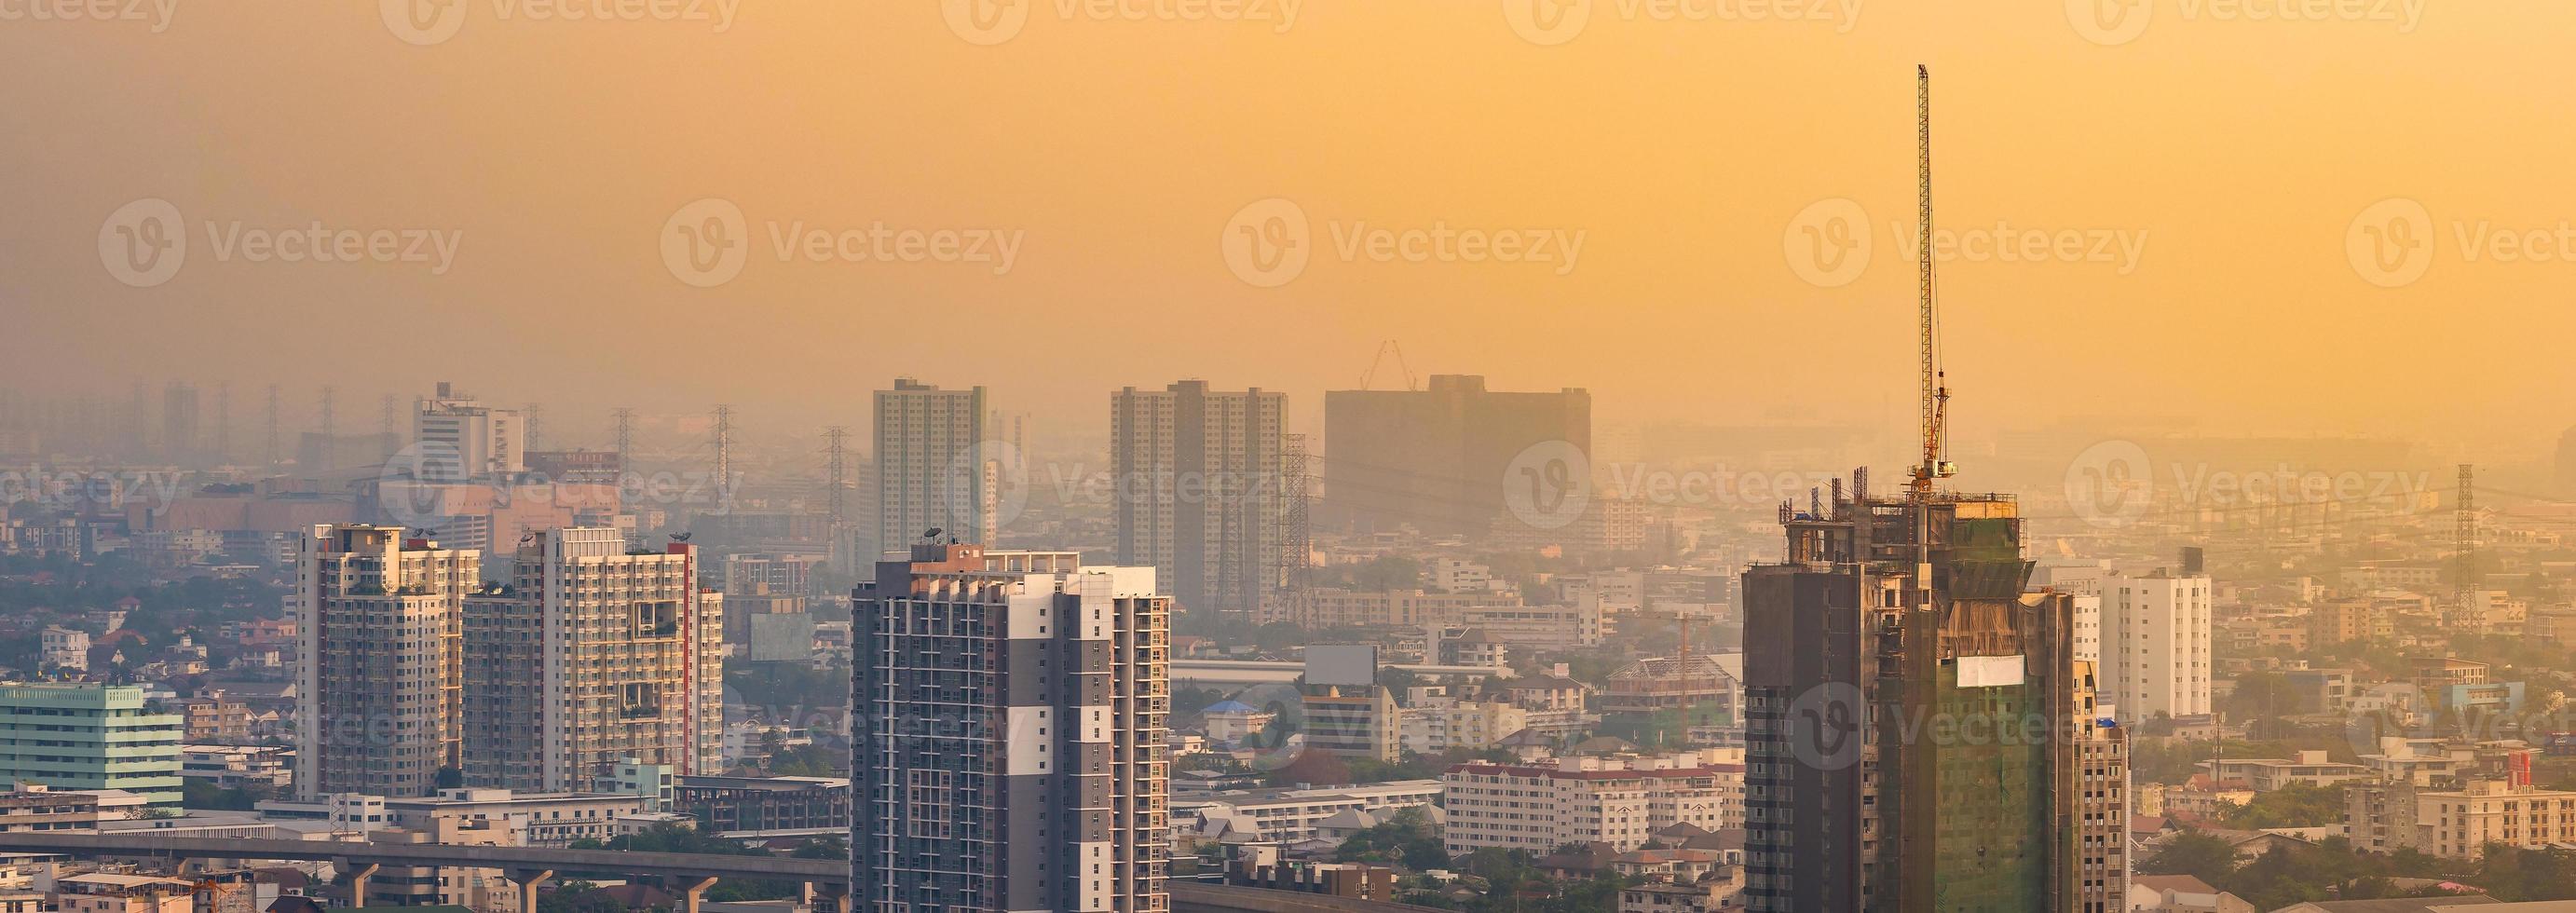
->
2310;599;2393;646
2073;662;2132;913
1400;700;1531;755
1302;686;1400;763
295;525;479;799
1291;588;1520;630
2348;778;2576;859
1174;780;1440;845
2106;568;2213;722
385;788;645;848
851;544;1169;913
874;379;995;552
178;744;293;790
413;382;525;483
1443;752;1738;855
0;684;182;807
462;527;724;793
1111;381;1288;622
2198;752;2373;792
673;775;851;835
0;784;100;833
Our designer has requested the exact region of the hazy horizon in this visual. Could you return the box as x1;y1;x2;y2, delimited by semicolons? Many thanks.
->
8;2;2574;459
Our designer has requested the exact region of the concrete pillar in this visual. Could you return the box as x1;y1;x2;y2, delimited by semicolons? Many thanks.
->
675;876;718;913
507;868;555;913
341;862;379;907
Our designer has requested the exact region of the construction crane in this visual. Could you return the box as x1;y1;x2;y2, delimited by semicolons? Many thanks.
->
1358;339;1418;391
1908;63;1955;504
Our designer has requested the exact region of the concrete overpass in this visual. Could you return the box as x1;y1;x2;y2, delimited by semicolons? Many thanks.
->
0;834;1428;913
1169;659;1511;685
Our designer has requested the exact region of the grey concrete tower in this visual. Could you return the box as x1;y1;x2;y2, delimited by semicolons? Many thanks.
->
851;544;1170;913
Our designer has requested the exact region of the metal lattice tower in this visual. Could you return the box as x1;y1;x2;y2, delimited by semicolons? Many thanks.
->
825;426;851;526
612;408;635;468
319;387;336;442
525;402;544;451
712;405;735;495
381;394;398;435
1273;432;1313;625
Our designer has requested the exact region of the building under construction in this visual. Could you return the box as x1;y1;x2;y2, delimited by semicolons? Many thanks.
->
1738;64;2124;913
1740;484;2105;911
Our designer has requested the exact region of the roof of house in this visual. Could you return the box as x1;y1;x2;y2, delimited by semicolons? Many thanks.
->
2131;874;2217;894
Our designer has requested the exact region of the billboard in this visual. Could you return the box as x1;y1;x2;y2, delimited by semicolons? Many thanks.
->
1305;644;1380;688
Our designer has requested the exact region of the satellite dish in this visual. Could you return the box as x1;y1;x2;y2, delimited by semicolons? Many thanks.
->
923;527;943;541
671;532;693;542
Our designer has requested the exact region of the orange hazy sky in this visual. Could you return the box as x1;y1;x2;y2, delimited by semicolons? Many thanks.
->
4;0;2570;451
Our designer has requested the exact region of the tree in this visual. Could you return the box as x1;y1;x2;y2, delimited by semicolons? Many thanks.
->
1334;807;1448;871
2139;833;2238;885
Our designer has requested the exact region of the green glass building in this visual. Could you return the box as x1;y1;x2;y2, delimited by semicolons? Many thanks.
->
0;684;184;807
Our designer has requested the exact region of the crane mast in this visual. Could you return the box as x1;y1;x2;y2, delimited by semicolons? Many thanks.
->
1911;64;1953;503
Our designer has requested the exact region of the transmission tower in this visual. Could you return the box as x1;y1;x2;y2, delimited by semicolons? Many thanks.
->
318;387;337;443
1270;432;1313;626
525;402;544;451
612;408;635;469
712;405;735;496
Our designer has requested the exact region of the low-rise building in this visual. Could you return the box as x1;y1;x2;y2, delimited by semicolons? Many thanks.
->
55;874;192;913
671;775;849;835
0;684;183;807
2347;778;2576;859
0;784;98;833
178;745;294;791
383;788;644;848
2197;751;2371;792
1443;751;1738;854
1174;781;1441;847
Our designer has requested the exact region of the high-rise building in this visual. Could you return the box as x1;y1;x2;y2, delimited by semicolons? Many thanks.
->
414;382;525;483
2072;663;2131;913
295;525;480;799
1320;375;1589;536
1739;483;2092;912
1111;381;1287;620
0;684;183;807
2105;567;2213;722
462;527;724;793
873;379;993;557
850;544;1169;913
160;382;199;463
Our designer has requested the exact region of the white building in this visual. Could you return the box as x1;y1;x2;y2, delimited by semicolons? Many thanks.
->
39;628;89;673
413;382;525;483
1174;780;1441;847
1443;751;1739;854
1434;559;1493;593
2106;568;2212;722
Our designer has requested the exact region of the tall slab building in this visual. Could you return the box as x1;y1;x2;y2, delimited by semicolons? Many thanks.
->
874;379;993;557
1739;482;2107;912
1320;375;1588;537
1111;381;1286;621
295;525;479;798
462;527;725;793
850;544;1170;913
